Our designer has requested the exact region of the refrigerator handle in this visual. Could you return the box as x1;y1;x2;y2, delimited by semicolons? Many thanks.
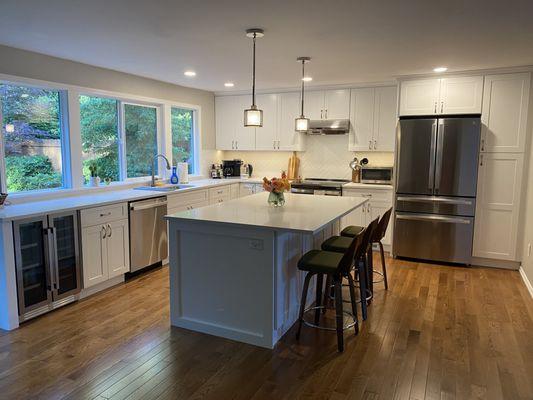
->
45;228;56;291
434;121;444;192
428;122;437;191
50;227;60;292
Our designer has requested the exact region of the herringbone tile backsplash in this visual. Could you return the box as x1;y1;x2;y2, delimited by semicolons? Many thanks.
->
222;135;394;179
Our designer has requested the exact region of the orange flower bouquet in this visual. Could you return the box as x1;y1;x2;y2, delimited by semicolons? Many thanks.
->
263;171;291;207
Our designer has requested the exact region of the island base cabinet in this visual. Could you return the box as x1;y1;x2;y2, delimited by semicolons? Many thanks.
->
81;218;129;289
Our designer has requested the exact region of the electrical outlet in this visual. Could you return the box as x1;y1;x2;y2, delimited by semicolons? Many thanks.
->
528;243;532;257
249;239;264;251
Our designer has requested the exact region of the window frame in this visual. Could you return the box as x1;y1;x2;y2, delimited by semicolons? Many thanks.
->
0;81;71;194
170;105;199;175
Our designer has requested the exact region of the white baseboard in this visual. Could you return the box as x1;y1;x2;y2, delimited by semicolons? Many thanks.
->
79;275;125;300
519;266;533;299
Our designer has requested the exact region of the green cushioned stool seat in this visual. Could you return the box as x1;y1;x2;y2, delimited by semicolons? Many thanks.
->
321;235;353;253
297;250;343;274
341;225;365;238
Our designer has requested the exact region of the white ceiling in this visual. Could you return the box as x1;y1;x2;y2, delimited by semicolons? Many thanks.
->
1;0;533;93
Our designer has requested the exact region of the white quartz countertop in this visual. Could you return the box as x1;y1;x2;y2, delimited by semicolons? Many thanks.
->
343;182;393;190
0;178;263;221
166;192;368;234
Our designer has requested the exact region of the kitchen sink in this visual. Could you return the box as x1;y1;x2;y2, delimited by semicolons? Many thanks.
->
134;184;194;192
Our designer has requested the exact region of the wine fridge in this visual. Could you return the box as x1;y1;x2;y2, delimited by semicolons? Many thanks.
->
13;211;81;322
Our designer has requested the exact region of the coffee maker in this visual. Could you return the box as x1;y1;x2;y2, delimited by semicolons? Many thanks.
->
222;160;243;178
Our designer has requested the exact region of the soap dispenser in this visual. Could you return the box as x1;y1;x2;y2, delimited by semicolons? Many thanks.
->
170;166;179;184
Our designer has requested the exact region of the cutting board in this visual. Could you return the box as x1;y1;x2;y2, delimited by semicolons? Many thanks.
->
288;152;300;180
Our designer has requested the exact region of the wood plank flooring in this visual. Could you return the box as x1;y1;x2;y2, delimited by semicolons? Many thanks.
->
1;255;532;399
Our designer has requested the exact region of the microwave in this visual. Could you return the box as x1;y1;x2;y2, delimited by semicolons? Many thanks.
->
361;167;393;185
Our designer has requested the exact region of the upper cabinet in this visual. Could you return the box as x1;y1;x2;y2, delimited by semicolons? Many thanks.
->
481;73;531;153
399;76;483;116
349;86;398;152
277;92;305;151
254;93;279;151
305;89;350;120
215;95;256;151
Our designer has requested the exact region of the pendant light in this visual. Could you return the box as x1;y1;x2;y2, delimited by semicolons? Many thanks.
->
295;57;311;132
244;28;264;127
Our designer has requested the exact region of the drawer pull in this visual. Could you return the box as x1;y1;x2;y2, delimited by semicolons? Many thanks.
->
100;212;112;217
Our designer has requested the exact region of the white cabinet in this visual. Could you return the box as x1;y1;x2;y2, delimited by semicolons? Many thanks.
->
167;189;209;214
481;73;531;153
277;92;305;151
80;204;130;288
399;76;483;116
254;93;279;151
304;89;350;120
230;183;240;199
473;153;524;261
240;183;256;197
215;95;256;151
349;86;397;151
209;185;231;205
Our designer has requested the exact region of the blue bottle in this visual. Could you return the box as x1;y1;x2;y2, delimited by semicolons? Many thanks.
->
170;166;179;184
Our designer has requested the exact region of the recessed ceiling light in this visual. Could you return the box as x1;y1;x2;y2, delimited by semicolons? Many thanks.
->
433;67;448;73
20;93;29;98
224;82;234;87
184;70;196;77
302;76;313;82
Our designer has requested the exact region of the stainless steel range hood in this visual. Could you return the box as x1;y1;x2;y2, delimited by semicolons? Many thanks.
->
307;119;350;135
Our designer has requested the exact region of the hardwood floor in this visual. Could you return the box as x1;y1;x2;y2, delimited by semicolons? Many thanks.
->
1;256;532;399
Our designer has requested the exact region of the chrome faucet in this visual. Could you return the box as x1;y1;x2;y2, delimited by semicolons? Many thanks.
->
151;154;172;187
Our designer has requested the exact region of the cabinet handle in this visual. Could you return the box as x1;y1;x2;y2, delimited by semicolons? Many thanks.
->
325;109;328;119
101;226;107;239
369;140;372;150
440;102;444;113
373;139;377;150
320;110;323;119
277;140;280;149
107;224;112;238
481;139;485;152
99;212;111;217
434;102;437;114
236;141;238;150
480;154;483;166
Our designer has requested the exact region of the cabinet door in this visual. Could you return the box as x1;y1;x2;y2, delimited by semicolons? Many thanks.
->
215;96;236;150
240;183;256;197
81;225;107;288
254;93;279;150
305;91;325;120
473;153;524;260
324;89;350;119
399;79;440;116
230;184;240;199
440;76;483;114
481;73;530;153
278;92;304;151
349;88;375;151
106;219;130;278
369;201;393;246
234;95;256;150
373;86;398;151
341;204;366;230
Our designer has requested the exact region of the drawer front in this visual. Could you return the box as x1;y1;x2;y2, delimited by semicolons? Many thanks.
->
209;185;231;199
167;189;208;209
80;203;128;227
168;199;209;215
343;188;392;202
209;193;231;205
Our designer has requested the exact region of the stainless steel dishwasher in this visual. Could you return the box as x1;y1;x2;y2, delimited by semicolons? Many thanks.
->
129;197;168;272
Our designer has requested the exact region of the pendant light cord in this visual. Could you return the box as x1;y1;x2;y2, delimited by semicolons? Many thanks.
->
252;33;256;107
300;60;305;117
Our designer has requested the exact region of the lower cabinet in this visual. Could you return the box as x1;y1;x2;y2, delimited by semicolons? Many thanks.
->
239;183;264;197
473;153;524;261
80;204;130;289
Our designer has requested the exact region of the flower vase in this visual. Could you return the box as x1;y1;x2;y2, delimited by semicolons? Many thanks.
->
268;191;285;207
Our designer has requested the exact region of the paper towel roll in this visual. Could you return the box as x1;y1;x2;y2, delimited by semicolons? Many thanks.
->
177;162;189;184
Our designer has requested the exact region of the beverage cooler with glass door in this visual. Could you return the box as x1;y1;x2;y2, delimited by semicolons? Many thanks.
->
13;211;81;322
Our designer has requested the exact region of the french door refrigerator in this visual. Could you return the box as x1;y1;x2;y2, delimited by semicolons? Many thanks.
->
393;116;481;264
13;211;81;321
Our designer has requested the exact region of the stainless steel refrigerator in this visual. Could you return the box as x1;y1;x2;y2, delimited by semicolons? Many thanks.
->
393;116;481;264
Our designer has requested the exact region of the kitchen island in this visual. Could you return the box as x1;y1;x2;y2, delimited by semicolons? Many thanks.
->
166;192;367;348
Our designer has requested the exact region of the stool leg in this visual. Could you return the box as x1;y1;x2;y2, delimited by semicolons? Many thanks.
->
296;272;313;340
366;249;373;305
346;272;359;335
333;276;344;352
379;241;388;290
322;275;332;314
358;259;368;321
314;274;323;324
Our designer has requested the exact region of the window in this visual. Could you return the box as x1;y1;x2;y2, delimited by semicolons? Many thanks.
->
0;83;65;193
79;95;119;184
171;107;195;174
124;103;158;178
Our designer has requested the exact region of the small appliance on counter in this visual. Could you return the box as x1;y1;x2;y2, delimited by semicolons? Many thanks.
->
241;163;253;178
291;178;349;196
360;166;393;185
222;159;243;178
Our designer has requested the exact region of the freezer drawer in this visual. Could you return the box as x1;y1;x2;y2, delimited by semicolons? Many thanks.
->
395;195;476;216
393;212;474;264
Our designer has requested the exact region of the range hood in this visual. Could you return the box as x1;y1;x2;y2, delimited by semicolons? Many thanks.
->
307;119;350;135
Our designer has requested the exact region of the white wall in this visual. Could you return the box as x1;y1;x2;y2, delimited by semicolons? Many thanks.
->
223;134;393;179
0;45;218;176
521;110;533;288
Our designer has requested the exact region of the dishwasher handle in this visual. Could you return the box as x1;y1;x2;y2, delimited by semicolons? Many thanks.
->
130;200;167;211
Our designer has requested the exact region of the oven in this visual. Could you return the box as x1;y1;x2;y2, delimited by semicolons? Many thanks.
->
361;167;393;185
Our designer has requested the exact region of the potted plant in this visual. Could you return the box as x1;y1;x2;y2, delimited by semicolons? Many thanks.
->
262;171;291;207
88;163;100;187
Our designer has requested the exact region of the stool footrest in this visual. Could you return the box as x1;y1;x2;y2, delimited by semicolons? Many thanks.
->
302;306;357;331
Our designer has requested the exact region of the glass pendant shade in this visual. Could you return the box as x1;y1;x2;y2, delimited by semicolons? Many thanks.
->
295;117;309;132
244;106;263;127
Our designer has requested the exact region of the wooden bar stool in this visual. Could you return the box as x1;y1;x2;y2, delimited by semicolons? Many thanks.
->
321;217;379;321
295;234;363;352
340;207;392;290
